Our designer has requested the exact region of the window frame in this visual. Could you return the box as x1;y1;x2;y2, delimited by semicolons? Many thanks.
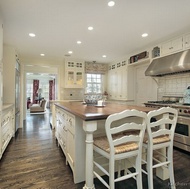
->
85;73;104;94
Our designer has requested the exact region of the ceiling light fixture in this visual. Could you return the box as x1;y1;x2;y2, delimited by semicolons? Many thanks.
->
77;41;82;44
102;55;107;58
142;33;148;37
40;53;45;56
68;51;73;54
88;26;93;31
29;33;36;37
108;1;115;7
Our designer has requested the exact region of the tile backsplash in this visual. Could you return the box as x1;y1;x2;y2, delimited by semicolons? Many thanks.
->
63;88;84;100
157;72;190;100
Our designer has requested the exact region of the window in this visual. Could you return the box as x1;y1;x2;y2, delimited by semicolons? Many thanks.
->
86;74;103;93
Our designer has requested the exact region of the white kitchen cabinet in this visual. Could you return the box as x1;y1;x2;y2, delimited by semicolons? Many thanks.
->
55;106;86;183
3;46;19;105
183;33;190;49
107;61;134;100
0;104;14;159
0;62;2;111
161;37;183;56
0;15;3;160
3;46;21;131
107;64;117;99
55;107;67;156
66;128;75;169
0;16;3;62
0;15;3;111
65;61;84;88
135;63;157;106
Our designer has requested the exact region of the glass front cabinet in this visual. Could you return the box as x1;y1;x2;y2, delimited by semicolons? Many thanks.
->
65;61;84;88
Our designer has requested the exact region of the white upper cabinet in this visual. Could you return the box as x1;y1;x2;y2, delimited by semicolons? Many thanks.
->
107;61;134;100
161;37;183;56
65;61;84;88
183;33;190;49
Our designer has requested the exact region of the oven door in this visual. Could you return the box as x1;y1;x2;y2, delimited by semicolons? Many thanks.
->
173;116;190;152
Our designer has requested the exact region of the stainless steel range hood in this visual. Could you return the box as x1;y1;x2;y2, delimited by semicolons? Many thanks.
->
145;50;190;76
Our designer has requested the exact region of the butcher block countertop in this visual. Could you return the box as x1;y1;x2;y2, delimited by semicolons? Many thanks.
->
55;101;156;121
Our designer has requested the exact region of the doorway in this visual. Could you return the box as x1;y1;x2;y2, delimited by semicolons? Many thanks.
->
26;73;57;110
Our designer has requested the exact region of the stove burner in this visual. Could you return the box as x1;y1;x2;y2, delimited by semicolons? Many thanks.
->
183;103;190;106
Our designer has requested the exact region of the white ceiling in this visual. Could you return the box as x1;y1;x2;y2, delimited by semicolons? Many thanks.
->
1;0;190;63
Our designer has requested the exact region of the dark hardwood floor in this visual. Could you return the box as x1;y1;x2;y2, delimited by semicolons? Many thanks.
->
0;111;190;189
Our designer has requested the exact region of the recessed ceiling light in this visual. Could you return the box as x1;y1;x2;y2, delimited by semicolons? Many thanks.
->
40;54;45;56
77;41;82;44
108;1;115;7
142;33;148;37
102;55;107;58
88;26;93;31
29;33;36;37
68;51;73;54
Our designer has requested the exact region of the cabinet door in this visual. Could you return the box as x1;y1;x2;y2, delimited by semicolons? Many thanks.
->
75;71;83;86
107;68;116;99
172;37;183;52
65;70;84;88
161;41;171;55
120;67;128;99
107;64;134;100
135;64;157;105
116;68;122;99
66;70;75;87
184;33;190;49
0;62;2;111
65;60;84;88
66;130;75;169
0;20;3;62
161;37;183;56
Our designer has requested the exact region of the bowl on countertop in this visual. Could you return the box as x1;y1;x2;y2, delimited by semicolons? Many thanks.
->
83;94;103;105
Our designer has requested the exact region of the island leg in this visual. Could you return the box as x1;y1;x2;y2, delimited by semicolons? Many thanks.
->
83;121;97;189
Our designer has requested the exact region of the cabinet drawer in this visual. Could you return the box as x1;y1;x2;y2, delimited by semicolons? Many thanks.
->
1;131;11;151
66;114;75;134
58;133;66;152
2;113;11;127
2;123;10;135
59;125;67;139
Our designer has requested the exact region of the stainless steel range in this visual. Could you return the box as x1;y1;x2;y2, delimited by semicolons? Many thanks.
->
144;97;190;152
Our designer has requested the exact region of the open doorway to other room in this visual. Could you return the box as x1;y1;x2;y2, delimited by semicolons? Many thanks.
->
26;73;57;113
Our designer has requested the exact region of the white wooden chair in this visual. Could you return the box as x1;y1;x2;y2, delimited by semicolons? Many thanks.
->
142;107;178;189
93;109;147;189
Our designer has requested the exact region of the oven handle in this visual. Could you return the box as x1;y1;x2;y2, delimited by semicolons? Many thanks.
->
177;115;190;122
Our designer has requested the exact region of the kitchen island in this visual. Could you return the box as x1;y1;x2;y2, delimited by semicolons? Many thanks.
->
53;101;156;189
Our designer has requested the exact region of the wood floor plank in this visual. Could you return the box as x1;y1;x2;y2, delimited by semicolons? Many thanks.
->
0;112;190;189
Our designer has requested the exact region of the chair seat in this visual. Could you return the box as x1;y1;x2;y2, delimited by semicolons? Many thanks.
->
94;133;138;154
143;132;170;144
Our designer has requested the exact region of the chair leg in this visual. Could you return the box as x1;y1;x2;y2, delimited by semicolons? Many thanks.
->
147;147;154;189
136;154;143;189
109;156;115;189
168;146;176;189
